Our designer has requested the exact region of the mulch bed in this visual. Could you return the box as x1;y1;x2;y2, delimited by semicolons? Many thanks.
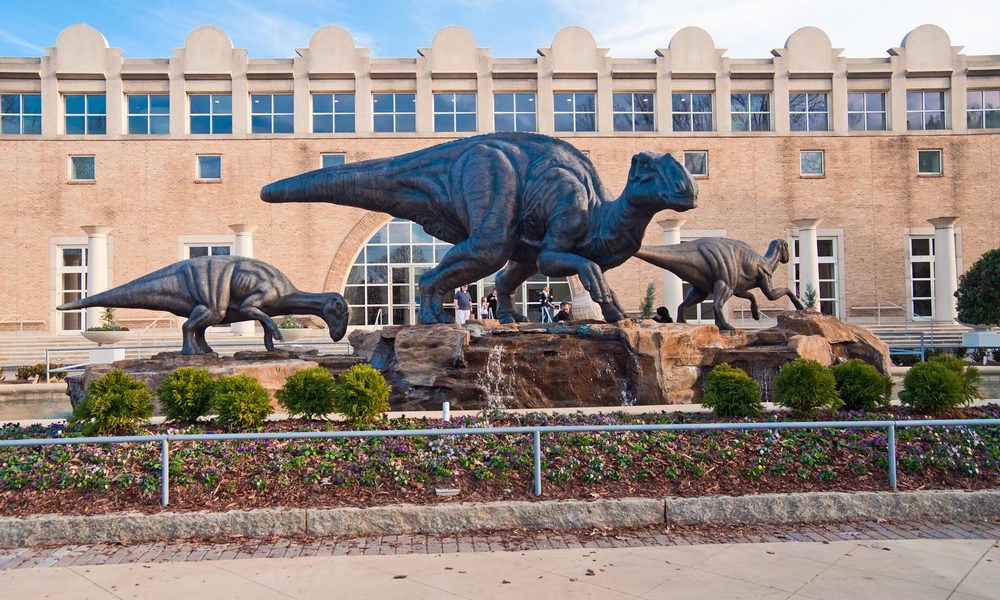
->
2;405;999;517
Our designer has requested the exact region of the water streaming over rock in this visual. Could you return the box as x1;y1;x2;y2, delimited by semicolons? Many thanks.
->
477;344;513;414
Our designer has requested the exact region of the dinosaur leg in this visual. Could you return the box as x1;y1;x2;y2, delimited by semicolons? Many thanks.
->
675;287;708;324
536;250;627;322
734;290;761;320
758;277;805;310
712;280;735;331
182;305;224;355
241;306;283;351
494;259;536;323
195;328;213;354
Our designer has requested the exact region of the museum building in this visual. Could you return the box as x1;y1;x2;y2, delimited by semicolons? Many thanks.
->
0;23;997;335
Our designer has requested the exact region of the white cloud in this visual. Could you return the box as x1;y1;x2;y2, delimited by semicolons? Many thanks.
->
0;29;45;54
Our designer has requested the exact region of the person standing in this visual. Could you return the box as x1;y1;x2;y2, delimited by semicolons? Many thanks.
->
487;289;498;319
537;286;554;323
479;297;490;320
454;285;473;325
553;302;572;322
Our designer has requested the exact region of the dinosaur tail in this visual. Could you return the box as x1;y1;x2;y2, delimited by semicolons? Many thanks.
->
260;156;403;213
56;268;178;312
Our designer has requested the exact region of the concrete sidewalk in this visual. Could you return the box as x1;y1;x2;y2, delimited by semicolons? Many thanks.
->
2;538;997;599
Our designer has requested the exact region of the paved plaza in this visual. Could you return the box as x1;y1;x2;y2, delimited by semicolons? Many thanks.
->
2;520;998;599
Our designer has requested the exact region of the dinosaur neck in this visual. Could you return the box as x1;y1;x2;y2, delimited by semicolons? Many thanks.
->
274;291;328;317
763;242;781;273
591;194;657;264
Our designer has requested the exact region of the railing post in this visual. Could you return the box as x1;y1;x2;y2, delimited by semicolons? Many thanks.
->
161;438;170;507
45;350;50;383
533;430;542;496
887;424;897;490
919;333;925;362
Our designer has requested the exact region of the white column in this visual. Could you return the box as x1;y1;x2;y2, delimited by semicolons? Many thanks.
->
81;226;112;329
657;219;685;318
793;218;822;308
929;216;959;322
229;224;258;336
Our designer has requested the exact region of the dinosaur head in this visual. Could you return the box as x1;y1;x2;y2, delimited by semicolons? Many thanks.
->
768;239;792;264
624;151;698;212
321;293;350;342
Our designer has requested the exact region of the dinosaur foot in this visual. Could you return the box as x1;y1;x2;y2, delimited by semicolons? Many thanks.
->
498;312;528;324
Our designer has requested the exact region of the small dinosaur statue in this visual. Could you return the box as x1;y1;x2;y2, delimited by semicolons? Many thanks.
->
634;238;804;331
58;256;349;355
261;132;697;324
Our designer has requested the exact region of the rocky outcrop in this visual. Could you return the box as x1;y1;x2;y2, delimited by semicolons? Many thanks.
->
348;310;891;408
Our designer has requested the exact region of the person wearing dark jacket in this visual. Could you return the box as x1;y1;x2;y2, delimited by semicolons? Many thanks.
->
652;306;673;323
553;302;572;322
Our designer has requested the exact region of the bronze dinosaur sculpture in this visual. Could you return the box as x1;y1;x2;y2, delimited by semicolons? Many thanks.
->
634;238;803;331
58;256;349;355
261;132;697;324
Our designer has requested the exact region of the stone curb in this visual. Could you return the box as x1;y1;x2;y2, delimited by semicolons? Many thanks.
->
1;490;998;547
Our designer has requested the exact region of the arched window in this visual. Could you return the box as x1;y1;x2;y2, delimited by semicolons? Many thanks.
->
343;218;572;326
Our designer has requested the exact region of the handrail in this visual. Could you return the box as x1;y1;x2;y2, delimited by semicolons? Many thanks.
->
133;312;176;358
2;418;997;507
0;315;46;337
849;301;909;326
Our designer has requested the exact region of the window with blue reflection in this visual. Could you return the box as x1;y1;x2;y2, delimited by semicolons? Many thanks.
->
906;91;946;130
312;93;356;133
672;93;713;132
612;92;654;132
373;93;416;133
494;92;536;132
189;94;232;134
127;94;170;135
433;92;476;133
789;92;829;131
1;93;41;135
64;94;106;135
554;92;595;132
731;93;770;132
197;155;222;180
251;94;294;134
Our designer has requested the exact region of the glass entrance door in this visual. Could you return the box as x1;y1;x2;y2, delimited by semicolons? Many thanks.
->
57;246;88;332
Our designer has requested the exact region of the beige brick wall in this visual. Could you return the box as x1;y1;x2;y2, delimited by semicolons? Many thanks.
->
1;132;997;332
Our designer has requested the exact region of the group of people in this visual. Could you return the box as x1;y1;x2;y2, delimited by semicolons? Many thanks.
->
452;285;572;325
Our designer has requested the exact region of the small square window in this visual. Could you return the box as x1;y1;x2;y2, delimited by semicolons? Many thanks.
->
197;155;222;180
917;149;942;175
321;153;346;168
69;155;95;181
683;151;708;177
800;150;825;176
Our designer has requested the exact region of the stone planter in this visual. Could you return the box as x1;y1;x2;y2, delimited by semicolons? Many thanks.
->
277;328;310;342
81;330;131;346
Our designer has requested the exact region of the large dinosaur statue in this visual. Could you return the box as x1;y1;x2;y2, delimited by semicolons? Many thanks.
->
634;238;804;331
58;256;349;355
261;132;697;324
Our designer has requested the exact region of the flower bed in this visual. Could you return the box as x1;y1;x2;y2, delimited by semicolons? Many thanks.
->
2;406;999;517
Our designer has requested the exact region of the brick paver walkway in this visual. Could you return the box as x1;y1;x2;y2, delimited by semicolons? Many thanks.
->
2;519;998;570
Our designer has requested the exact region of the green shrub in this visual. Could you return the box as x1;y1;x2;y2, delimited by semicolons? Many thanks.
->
639;282;655;319
952;346;968;359
774;359;843;416
15;363;65;381
157;368;216;422
891;353;920;367
955;247;1000;327
212;375;273;429
702;364;762;418
899;360;965;415
831;359;893;411
334;364;391;425
927;354;983;406
276;367;337;419
69;370;152;435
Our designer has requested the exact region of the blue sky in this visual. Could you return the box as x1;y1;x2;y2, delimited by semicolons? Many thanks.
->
2;0;998;59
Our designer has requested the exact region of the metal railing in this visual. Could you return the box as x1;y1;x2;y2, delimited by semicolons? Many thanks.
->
44;340;352;382
0;315;45;337
849;301;908;326
874;331;927;362
1;418;997;507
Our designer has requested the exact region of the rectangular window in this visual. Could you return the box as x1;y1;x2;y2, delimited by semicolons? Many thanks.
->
966;89;1000;129
312;93;355;133
321;153;346;168
189;94;232;134
58;246;88;332
799;150;825;176
494;92;537;132
672;93;713;132
251;94;294;134
909;237;935;319
612;92;654;132
65;94;106;135
197;155;222;180
127;94;169;135
730;93;770;132
554;92;596;132
373;93;416;133
187;245;231;258
69;155;95;181
847;92;886;131
789;92;828;131
433;93;477;133
917;149;942;175
1;93;41;134
906;91;946;130
793;237;840;317
683;151;708;177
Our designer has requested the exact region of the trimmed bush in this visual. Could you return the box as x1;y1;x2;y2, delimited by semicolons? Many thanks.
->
69;370;152;435
276;367;337;419
16;363;65;381
831;359;893;411
774;359;843;416
899;360;965;415
955;247;1000;327
213;375;273;429
157;368;216;423
927;354;983;406
702;364;762;418
334;364;391;425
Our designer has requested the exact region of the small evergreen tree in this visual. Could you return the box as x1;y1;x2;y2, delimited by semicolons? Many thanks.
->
956;248;1000;326
802;283;819;310
640;282;656;319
